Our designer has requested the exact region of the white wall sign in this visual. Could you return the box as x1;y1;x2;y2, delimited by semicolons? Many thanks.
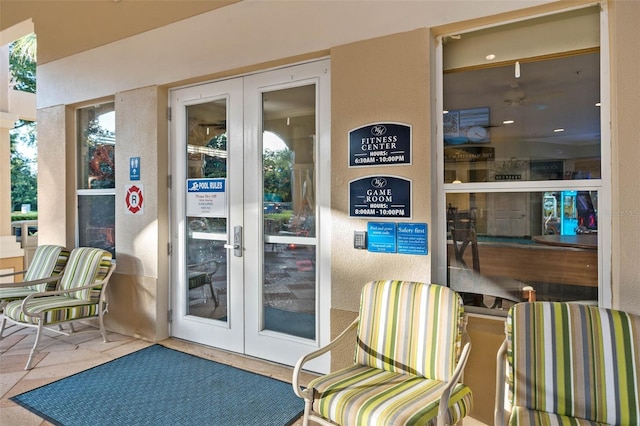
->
186;178;227;217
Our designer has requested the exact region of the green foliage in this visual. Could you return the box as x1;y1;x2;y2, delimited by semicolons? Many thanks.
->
10;121;38;211
9;33;36;93
264;211;293;223
263;149;292;202
9;34;38;211
11;212;38;222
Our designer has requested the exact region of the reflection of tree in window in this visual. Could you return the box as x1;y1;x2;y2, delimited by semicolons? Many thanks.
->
263;148;292;202
203;133;227;178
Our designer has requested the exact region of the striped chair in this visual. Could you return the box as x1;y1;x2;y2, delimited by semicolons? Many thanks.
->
0;245;70;312
495;302;640;426
0;247;115;370
292;280;473;426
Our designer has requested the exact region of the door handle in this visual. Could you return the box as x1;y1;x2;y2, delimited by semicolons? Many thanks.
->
224;225;242;257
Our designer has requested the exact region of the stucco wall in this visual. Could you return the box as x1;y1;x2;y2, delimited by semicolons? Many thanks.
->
610;0;640;314
36;105;69;248
330;29;432;313
106;86;169;340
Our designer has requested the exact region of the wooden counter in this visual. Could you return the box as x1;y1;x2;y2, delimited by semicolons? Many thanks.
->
532;234;597;250
449;241;598;288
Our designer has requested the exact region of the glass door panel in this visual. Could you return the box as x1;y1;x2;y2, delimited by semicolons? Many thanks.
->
185;100;228;321
170;77;244;354
261;86;317;339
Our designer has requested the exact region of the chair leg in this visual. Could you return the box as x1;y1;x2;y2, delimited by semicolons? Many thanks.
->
98;310;109;343
0;315;6;340
302;399;312;426
25;321;44;370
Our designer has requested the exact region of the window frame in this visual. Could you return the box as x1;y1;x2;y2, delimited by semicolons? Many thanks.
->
75;101;116;256
432;3;612;310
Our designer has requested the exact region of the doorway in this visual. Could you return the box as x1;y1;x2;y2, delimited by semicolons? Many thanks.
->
169;60;331;372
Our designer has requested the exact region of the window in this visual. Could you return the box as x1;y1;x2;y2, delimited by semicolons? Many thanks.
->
76;102;116;256
439;6;606;314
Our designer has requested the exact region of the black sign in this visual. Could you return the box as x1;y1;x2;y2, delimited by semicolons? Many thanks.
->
444;147;495;163
349;176;411;218
349;123;411;167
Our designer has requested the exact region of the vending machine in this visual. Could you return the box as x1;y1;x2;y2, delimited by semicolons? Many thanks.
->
560;190;578;235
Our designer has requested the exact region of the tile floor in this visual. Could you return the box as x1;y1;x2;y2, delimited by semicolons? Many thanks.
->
0;321;487;425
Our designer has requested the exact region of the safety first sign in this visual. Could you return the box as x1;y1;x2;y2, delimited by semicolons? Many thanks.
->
125;184;144;215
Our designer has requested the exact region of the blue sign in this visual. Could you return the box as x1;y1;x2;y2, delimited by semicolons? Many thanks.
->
397;223;428;255
129;157;140;181
187;178;226;192
349;176;411;218
349;122;411;167
367;222;396;253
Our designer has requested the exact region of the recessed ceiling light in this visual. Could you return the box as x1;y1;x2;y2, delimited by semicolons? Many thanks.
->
443;110;449;114
595;102;601;107
553;128;565;133
503;120;514;124
485;54;496;61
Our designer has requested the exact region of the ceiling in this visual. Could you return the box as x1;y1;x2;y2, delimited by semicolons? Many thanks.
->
444;50;601;148
0;0;240;64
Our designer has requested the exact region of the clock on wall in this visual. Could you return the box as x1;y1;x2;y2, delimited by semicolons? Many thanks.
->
466;126;488;143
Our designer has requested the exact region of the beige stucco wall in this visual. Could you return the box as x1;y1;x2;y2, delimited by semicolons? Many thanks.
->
609;0;640;314
36;105;69;248
330;29;432;314
106;86;169;340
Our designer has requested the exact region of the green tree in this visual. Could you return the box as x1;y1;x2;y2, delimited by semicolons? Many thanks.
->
10;121;38;211
263;149;292;202
9;33;36;93
9;33;37;214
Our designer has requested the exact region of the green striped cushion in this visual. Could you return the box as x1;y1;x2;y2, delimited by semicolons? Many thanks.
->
0;245;69;309
308;364;473;426
509;406;610;425
507;302;640;426
355;280;464;381
58;247;112;302
22;245;70;291
4;296;98;325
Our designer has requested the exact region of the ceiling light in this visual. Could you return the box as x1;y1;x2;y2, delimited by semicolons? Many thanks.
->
485;54;496;61
595;102;601;107
553;128;565;133
443;110;449;114
503;120;514;125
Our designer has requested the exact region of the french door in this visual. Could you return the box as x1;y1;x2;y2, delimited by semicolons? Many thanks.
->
169;60;331;372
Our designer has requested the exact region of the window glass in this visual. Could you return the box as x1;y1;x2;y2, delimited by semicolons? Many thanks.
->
77;103;115;189
444;52;600;184
77;102;115;256
447;190;598;314
78;194;116;256
442;7;602;314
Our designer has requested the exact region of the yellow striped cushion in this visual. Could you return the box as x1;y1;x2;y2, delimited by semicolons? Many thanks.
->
5;296;98;325
507;302;640;425
355;280;464;381
308;364;472;426
58;247;112;302
23;245;70;291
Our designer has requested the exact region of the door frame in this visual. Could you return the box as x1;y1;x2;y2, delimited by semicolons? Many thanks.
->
168;59;332;373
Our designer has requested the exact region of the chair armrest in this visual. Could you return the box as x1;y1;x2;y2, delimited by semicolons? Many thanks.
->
0;274;61;289
292;318;359;399
19;264;116;318
494;339;508;426
0;269;28;278
436;340;472;426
